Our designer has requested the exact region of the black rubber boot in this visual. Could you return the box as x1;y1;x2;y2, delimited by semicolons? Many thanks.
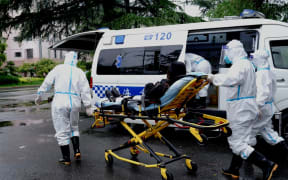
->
247;151;278;180
222;154;243;179
71;136;81;160
59;145;71;165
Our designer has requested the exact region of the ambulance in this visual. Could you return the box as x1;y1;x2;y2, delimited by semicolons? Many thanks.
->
51;10;288;139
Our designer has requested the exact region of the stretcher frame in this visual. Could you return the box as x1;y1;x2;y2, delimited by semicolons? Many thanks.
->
91;75;230;180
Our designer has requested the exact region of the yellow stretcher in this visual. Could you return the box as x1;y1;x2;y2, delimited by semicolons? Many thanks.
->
91;74;230;180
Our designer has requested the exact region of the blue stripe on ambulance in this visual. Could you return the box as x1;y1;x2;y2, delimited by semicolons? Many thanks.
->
92;85;144;98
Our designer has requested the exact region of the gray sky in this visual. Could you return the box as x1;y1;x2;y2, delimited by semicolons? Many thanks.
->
172;0;202;17
183;4;202;17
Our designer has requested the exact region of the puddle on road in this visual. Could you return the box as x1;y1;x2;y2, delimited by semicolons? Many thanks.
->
0;121;13;127
0;119;45;128
1;100;49;108
0;100;50;113
0;107;50;113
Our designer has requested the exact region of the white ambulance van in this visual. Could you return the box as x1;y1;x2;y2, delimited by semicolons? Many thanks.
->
51;11;288;139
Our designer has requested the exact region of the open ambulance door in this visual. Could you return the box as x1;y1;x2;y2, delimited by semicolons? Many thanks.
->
49;30;107;52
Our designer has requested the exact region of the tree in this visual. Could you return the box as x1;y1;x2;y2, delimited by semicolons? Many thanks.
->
0;0;203;41
0;37;6;67
186;0;288;21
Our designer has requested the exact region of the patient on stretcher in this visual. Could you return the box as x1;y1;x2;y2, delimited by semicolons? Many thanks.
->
101;61;187;107
144;61;186;106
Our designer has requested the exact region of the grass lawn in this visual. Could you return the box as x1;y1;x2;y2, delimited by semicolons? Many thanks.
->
0;77;44;88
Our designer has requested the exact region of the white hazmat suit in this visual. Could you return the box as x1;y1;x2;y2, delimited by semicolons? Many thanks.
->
249;50;284;146
210;40;258;159
185;53;212;98
36;51;92;146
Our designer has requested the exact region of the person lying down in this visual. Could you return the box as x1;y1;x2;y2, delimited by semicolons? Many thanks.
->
92;61;187;108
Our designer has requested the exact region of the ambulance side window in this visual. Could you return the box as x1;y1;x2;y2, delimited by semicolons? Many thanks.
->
97;47;144;75
270;40;288;69
97;45;182;75
144;50;160;73
144;45;182;74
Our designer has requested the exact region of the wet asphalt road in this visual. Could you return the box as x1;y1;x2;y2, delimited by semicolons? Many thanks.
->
0;87;288;180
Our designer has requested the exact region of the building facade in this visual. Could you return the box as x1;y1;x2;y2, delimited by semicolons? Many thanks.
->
3;30;64;66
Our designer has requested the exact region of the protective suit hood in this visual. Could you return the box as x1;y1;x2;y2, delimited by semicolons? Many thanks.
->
251;50;269;69
64;51;78;66
184;53;212;98
226;40;247;64
185;53;202;63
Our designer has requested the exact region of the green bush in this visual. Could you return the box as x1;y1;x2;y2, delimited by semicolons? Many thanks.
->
86;70;91;82
19;77;43;83
77;61;92;71
35;59;57;77
0;61;19;76
77;60;92;82
18;63;36;77
77;61;87;71
0;75;20;85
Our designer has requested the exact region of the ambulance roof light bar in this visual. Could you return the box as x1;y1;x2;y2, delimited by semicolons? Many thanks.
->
240;9;265;18
209;9;265;21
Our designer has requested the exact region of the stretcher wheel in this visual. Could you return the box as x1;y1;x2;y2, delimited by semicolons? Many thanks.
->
105;154;113;167
130;147;139;158
185;159;198;173
199;134;208;146
160;168;173;180
222;127;232;137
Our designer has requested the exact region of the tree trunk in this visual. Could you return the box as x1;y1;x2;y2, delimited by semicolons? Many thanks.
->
125;0;130;13
102;0;118;21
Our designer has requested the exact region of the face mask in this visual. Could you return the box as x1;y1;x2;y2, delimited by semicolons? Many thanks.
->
224;56;232;64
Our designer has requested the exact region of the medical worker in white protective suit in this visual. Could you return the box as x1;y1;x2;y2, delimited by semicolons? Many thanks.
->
250;50;288;152
207;40;278;180
185;53;212;108
35;51;92;165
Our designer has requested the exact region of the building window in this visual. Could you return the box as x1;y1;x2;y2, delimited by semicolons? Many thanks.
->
15;52;22;57
26;49;33;59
